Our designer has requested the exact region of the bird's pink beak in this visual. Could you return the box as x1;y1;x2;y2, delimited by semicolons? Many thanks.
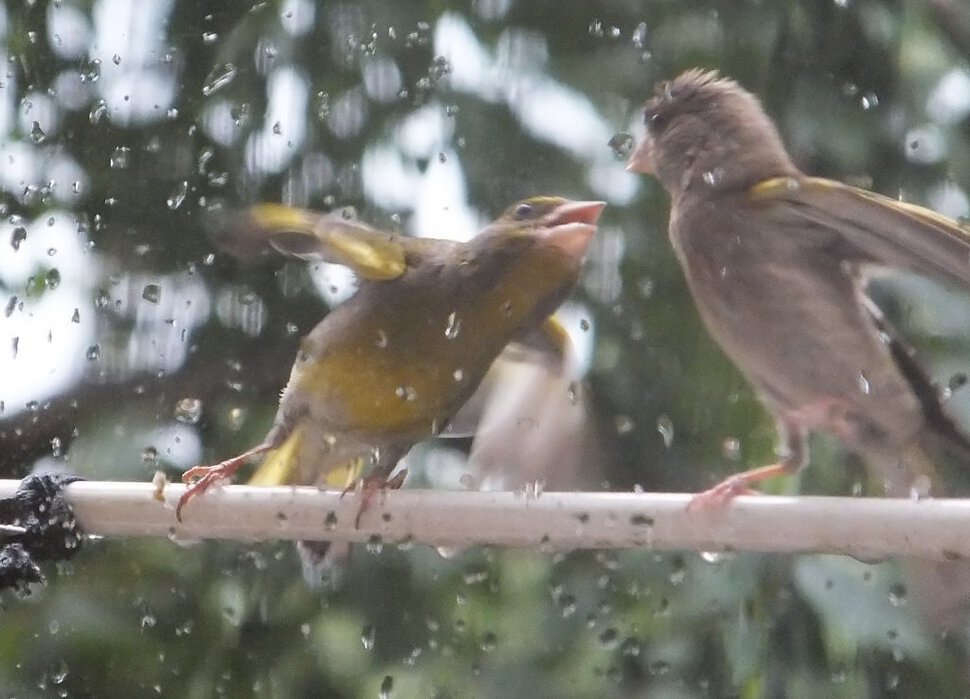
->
539;200;605;259
626;134;655;175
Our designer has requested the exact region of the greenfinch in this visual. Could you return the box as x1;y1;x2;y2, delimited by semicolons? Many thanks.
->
177;196;604;527
627;69;970;504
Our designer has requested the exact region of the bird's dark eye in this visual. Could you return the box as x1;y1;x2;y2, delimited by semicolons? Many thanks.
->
513;202;535;219
647;110;669;133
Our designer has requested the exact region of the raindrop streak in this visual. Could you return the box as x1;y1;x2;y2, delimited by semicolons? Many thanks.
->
702;168;724;186
657;415;674;447
167;181;188;210
632;22;648;49
201;63;237;96
444;311;461;339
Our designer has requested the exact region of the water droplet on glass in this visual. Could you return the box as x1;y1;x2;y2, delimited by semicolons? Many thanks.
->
699;551;727;564
452;368;464;382
888;583;908;607
142;284;161;304
142;446;159;467
909;474;931;501
444;311;461;339
30;121;46;143
85;344;101;361
89;99;108;124
45;268;61;290
10;227;26;251
669;557;686;585
315;91;331;120
379;675;393;699
648;659;671;676
479;631;497;652
620;636;642;657
49;658;68;684
201;62;237;97
722;436;741;461
614;415;634;435
656;415;674;447
632;22;648;49
598;627;620;649
702;167;724;186
395;386;416;402
175;398;202;424
608;132;634;160
109;146;130;169
462;566;489;585
167;181;188;210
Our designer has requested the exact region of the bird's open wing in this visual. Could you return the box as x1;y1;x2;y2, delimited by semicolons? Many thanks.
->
442;317;574;438
210;203;408;280
749;177;970;288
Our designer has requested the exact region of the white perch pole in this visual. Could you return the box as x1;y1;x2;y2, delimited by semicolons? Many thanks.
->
0;479;968;560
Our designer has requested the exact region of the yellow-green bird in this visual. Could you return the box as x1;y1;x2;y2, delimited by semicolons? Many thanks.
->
177;196;604;529
627;69;970;504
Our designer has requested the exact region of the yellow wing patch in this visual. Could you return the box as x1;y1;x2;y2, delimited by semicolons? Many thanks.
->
248;426;366;488
247;203;408;281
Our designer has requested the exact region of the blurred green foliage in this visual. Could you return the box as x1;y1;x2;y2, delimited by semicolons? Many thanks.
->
2;0;970;696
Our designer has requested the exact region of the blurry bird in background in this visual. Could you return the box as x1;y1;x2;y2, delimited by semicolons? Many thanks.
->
178;196;604;581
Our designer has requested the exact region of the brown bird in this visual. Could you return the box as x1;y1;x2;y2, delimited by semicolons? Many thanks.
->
176;196;604;526
627;68;970;505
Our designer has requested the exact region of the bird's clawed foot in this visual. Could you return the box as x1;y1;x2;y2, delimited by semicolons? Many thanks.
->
341;469;408;527
686;463;791;512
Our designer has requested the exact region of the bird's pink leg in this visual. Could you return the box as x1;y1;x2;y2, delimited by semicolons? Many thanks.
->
176;442;274;521
687;416;808;511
